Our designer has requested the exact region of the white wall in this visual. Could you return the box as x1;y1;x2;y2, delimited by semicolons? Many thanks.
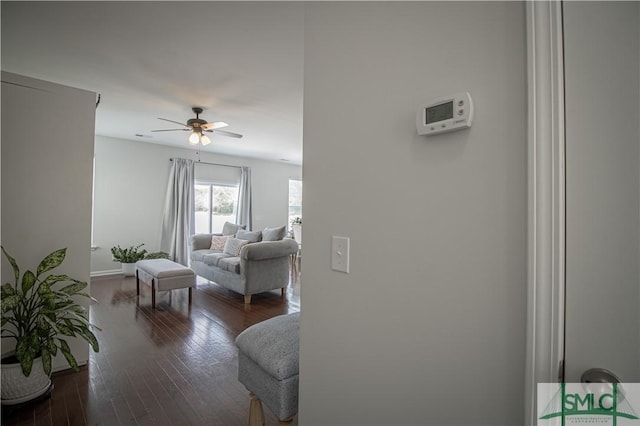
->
1;72;95;371
91;136;301;274
564;2;640;382
300;3;527;425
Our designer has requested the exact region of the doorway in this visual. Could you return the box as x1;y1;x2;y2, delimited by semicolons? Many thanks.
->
563;1;640;383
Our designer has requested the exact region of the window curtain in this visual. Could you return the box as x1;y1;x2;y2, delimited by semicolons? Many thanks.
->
160;158;195;265
237;166;252;230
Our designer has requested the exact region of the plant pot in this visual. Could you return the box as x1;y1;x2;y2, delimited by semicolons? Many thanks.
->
122;262;136;276
292;224;302;244
1;354;52;405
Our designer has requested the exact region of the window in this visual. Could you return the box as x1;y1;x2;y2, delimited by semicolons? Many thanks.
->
288;179;302;230
195;183;239;234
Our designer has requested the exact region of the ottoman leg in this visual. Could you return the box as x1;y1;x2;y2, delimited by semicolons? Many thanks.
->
152;278;156;309
136;270;140;296
248;392;265;426
189;287;192;305
244;294;252;305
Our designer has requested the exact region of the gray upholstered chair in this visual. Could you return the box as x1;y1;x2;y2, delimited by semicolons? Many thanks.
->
236;312;300;425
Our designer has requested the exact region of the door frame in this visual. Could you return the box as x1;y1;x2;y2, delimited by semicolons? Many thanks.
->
524;1;566;425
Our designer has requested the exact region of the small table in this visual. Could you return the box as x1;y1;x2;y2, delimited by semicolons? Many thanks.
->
135;259;196;309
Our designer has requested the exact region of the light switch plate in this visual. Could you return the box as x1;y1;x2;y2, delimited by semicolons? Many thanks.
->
331;236;350;273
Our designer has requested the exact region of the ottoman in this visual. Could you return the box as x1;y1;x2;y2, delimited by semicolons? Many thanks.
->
236;312;300;425
135;259;196;309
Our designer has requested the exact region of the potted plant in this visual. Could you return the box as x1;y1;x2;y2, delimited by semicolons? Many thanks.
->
1;246;99;405
110;244;168;276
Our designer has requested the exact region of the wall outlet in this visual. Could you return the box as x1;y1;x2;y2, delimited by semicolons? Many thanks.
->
331;236;350;273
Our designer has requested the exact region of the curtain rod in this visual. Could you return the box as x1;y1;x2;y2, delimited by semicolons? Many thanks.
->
170;158;242;170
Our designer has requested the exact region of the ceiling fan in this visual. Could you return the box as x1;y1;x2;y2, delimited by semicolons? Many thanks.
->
152;107;243;146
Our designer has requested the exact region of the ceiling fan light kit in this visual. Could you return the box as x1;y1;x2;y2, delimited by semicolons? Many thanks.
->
188;132;200;145
152;107;242;146
188;129;212;146
200;133;211;146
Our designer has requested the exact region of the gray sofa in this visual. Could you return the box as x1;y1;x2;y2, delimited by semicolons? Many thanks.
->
190;226;298;304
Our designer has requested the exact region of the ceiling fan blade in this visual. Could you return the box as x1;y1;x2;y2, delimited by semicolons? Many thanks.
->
151;129;190;132
209;129;243;139
201;121;229;130
157;117;189;127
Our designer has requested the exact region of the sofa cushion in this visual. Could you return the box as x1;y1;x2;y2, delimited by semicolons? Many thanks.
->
191;233;218;251
237;229;262;243
191;249;220;263
262;226;286;241
218;257;241;274
223;237;249;256
222;221;246;236
210;235;230;250
202;252;232;266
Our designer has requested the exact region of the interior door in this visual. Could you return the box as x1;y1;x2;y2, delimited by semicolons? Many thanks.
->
563;1;640;383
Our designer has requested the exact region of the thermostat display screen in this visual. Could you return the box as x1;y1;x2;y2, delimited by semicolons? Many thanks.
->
425;101;453;124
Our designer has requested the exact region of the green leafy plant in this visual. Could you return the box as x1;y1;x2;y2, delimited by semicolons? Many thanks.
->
110;244;168;263
110;243;146;263
1;247;100;377
143;251;169;260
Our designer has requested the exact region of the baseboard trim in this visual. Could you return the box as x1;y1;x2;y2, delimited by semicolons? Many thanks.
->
91;269;122;278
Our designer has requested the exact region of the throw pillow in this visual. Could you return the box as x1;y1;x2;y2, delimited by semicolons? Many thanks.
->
236;229;262;243
262;225;286;241
223;237;249;256
222;221;247;236
210;235;230;251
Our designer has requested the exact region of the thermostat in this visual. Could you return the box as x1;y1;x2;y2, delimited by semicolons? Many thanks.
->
417;92;474;136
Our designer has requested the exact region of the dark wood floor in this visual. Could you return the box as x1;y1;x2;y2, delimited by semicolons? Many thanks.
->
2;270;300;426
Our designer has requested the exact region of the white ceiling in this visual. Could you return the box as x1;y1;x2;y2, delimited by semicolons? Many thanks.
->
1;2;304;165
